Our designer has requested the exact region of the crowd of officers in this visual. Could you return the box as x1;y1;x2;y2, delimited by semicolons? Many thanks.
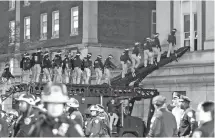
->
19;48;117;85
0;83;115;137
149;92;214;138
0;29;178;85
0;84;214;138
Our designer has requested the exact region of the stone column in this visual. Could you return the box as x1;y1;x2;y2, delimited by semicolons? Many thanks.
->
197;1;203;50
156;1;171;50
82;1;98;44
204;1;214;50
189;0;194;51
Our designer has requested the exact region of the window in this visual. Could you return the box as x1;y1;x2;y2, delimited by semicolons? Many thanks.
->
9;0;15;10
24;0;30;6
151;10;156;36
24;17;30;40
52;11;59;38
71;7;79;36
9;20;15;44
40;13;47;40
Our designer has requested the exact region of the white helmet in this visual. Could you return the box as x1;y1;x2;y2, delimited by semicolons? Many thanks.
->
96;104;105;112
67;98;79;108
41;83;69;103
16;94;36;106
7;109;18;117
89;105;100;112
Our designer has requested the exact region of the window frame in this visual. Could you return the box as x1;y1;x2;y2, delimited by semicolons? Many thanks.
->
151;10;156;36
9;20;15;44
40;13;48;40
70;6;79;36
9;0;15;11
52;10;59;39
24;16;31;41
23;0;30;7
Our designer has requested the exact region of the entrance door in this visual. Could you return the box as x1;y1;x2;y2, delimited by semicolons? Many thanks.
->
183;13;198;51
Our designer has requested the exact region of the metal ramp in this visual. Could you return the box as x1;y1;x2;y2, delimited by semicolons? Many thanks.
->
110;46;190;86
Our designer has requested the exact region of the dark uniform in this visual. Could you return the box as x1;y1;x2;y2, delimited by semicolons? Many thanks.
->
148;95;178;137
167;29;177;58
68;110;84;128
0;117;9;137
42;52;52;82
82;53;92;84
28;115;84;137
120;49;132;78
192;120;214;138
62;55;71;83
53;52;63;83
151;33;161;63
31;49;43;83
104;55;117;85
94;56;104;84
85;116;109;137
72;53;82;84
178;108;198;137
1;64;15;82
20;53;32;83
13;111;38;137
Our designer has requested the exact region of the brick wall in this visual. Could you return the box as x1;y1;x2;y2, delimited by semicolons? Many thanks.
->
98;1;155;46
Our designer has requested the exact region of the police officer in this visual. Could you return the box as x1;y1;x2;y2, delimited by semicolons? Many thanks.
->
28;83;85;137
152;33;161;63
96;104;110;134
192;101;214;138
20;52;32;83
94;55;104;85
42;51;52;82
82;53;92;84
66;97;84;128
62;53;71;84
72;52;82;84
178;96;198;137
1;63;15;94
6;109;18;137
120;48;132;78
13;94;37;137
83;108;92;136
104;54;117;85
148;95;178;137
53;50;63;83
131;42;141;75
143;38;153;67
85;105;110;137
31;48;43;83
167;28;177;58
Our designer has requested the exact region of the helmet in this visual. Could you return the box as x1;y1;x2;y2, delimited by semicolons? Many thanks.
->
108;54;113;58
76;52;81;56
89;105;100;112
67;98;79;108
87;53;92;57
97;55;102;59
44;51;49;56
96;104;104;112
124;48;129;51
16;94;36;106
135;42;140;46
7;109;18;117
41;83;68;103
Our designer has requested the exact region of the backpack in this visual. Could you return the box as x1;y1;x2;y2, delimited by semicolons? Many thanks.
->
23;58;32;70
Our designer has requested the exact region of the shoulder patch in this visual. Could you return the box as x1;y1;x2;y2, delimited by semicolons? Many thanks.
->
24;117;31;125
187;111;193;117
94;119;99;124
70;115;76;120
192;131;202;138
